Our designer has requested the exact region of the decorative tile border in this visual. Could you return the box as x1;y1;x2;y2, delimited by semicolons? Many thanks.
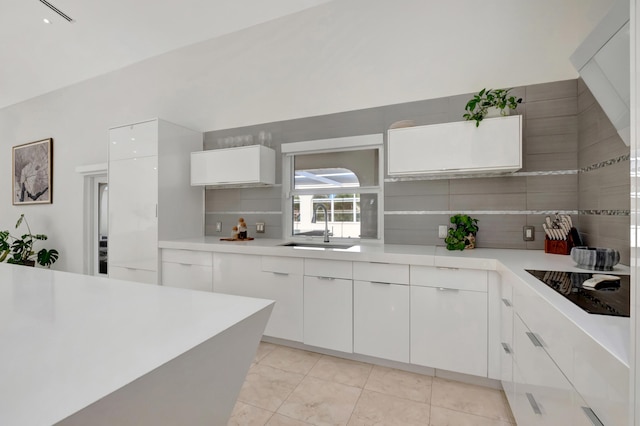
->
206;211;283;215
385;210;579;215
384;170;578;182
580;154;630;173
578;209;630;216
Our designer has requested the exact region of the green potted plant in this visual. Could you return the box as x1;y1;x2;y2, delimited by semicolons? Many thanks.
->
463;88;522;127
445;214;479;251
0;214;59;267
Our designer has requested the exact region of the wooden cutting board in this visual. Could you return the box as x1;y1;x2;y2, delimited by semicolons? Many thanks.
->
219;237;255;241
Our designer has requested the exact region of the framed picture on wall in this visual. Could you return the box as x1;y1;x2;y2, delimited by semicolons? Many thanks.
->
12;138;53;205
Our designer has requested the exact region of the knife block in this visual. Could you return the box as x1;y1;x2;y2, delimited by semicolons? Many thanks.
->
544;235;574;255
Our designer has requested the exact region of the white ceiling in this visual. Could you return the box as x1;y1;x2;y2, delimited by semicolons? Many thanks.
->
0;0;332;109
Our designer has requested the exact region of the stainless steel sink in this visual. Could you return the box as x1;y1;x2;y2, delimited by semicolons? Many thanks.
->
279;242;354;250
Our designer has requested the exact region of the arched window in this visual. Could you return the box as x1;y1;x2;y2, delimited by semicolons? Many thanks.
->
283;135;382;240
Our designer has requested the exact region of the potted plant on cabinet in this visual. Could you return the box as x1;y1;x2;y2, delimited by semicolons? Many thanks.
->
463;88;522;127
445;214;479;251
0;214;59;267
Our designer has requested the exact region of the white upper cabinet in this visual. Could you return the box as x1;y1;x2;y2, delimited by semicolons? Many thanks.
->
387;115;522;176
191;145;276;186
109;121;158;161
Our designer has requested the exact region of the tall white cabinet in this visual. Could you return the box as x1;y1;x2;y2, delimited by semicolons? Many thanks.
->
108;119;203;284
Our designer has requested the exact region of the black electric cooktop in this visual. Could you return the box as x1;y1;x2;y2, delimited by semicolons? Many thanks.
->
525;270;630;318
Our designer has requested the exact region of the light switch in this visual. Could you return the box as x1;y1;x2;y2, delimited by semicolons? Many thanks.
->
523;226;535;241
216;222;222;232
256;222;265;233
438;225;448;239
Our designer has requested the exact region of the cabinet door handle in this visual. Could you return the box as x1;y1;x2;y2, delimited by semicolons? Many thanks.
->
501;342;512;354
317;276;335;281
272;272;289;276
370;261;390;265
526;393;542;415
526;332;543;348
371;281;391;285
178;263;193;267
438;287;459;292
502;298;512;307
436;266;459;271
581;407;604;426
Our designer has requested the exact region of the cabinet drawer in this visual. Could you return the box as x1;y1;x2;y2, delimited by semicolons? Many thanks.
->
304;258;352;279
513;279;576;383
512;314;589;426
353;262;408;285
261;256;303;275
500;274;515;392
161;249;213;266
161;262;213;292
410;265;487;292
109;266;157;284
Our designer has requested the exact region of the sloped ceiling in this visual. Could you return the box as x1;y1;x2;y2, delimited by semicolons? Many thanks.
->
0;0;333;109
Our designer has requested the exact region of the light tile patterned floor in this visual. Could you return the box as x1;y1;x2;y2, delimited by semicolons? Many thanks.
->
229;342;516;426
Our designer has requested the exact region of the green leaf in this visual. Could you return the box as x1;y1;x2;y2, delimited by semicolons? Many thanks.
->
15;214;24;229
37;249;59;268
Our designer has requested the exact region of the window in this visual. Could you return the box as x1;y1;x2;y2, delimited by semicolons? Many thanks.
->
282;134;383;241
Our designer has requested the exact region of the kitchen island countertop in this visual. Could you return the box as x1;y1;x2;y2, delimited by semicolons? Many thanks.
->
0;263;273;426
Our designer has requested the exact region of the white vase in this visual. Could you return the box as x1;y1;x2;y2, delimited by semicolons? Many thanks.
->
485;106;509;118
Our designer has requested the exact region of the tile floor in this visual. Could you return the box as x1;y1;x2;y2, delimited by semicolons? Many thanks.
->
229;342;516;426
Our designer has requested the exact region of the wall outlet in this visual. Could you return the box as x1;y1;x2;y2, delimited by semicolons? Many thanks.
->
256;222;265;233
438;225;448;239
216;221;222;232
523;225;535;241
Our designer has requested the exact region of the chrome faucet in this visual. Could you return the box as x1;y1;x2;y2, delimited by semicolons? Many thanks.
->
314;205;330;243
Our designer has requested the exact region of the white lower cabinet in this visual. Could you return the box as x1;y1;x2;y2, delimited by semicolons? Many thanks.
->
500;272;515;405
213;253;303;342
261;265;304;342
303;276;352;352
410;285;488;376
303;259;353;353
512;314;597;426
410;266;488;377
353;280;410;362
109;265;157;284
161;249;213;292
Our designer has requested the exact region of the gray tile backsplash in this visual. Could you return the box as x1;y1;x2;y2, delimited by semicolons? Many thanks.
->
576;81;630;264
526;80;577;102
202;78;630;263
525;134;577;155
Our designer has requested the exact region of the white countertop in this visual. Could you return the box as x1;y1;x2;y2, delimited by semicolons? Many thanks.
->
160;237;631;367
0;263;272;426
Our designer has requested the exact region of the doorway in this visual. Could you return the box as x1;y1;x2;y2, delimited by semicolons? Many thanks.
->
96;178;108;275
77;163;108;276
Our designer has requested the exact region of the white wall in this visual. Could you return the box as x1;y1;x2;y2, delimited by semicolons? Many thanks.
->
0;0;615;273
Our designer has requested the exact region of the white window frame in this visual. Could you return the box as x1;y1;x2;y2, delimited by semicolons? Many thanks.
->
282;134;384;243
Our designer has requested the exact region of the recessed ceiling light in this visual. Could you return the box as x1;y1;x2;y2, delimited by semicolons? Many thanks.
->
43;18;51;24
